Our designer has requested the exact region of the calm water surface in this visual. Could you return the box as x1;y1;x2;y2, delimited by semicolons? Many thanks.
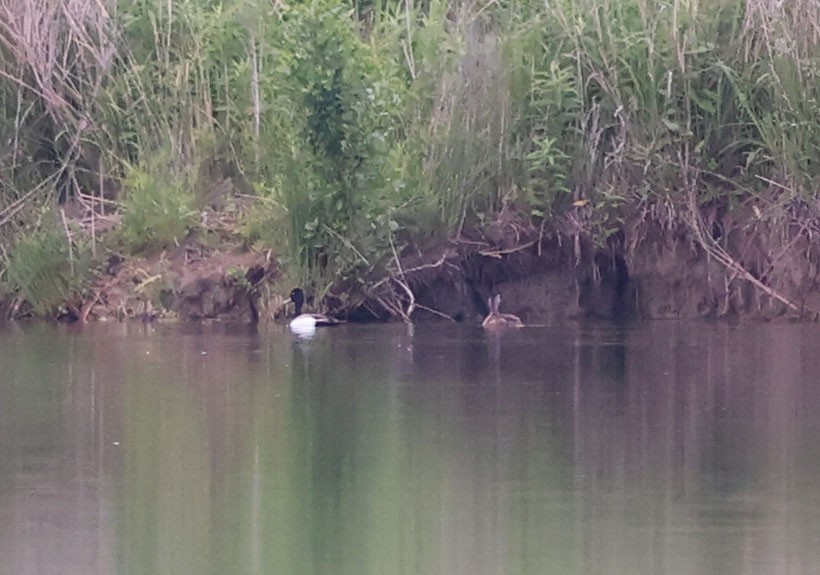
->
1;320;820;575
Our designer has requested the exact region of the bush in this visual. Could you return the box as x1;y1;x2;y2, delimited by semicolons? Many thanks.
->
5;221;92;316
1;0;818;292
250;0;407;286
120;158;197;253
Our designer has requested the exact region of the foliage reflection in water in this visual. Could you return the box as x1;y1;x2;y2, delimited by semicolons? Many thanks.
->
1;321;820;575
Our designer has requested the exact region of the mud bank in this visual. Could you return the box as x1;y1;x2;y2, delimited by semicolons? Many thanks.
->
2;241;276;324
4;207;819;324
372;210;820;324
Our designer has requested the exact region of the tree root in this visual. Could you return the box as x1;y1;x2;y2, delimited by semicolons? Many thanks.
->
683;164;813;318
368;247;453;323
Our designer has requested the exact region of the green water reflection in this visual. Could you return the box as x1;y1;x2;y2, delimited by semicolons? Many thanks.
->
1;322;820;575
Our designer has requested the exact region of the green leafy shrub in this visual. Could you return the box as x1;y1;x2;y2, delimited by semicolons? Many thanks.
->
1;0;819;293
250;0;407;285
120;159;197;253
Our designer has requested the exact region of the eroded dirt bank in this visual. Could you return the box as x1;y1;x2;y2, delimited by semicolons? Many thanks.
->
4;203;819;324
411;229;819;325
342;204;820;324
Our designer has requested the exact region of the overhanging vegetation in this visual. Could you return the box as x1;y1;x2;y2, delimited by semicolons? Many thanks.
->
0;0;817;318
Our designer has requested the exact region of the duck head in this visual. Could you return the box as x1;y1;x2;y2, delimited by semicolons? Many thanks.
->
290;288;305;315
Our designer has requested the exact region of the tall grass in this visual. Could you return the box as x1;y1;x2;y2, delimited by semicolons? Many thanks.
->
120;154;197;253
0;0;818;304
5;219;92;315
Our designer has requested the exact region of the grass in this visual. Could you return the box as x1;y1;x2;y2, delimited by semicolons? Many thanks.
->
0;0;818;314
5;219;92;316
119;155;197;254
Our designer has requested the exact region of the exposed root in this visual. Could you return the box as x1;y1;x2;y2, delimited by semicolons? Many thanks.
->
683;163;811;317
414;303;456;321
478;239;538;258
79;290;102;323
368;249;452;322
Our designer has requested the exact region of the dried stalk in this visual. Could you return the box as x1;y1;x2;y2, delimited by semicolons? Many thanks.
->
414;303;455;321
368;247;453;321
682;159;806;315
323;224;370;266
59;207;74;277
479;239;538;258
388;232;415;321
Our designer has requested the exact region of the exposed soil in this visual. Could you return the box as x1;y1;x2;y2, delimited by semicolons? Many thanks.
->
357;201;820;325
87;242;276;323
3;236;279;324
4;198;820;325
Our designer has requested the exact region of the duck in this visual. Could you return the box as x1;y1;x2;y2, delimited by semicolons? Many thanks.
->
288;288;341;330
481;294;524;329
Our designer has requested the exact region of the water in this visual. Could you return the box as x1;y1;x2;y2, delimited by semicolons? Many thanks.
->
1;320;820;575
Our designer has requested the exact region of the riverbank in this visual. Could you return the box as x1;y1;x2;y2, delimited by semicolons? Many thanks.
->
354;192;820;324
1;0;817;323
4;187;818;325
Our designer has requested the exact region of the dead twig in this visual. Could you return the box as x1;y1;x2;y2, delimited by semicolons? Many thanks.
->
682;157;807;316
79;290;101;323
323;224;370;267
414;303;455;321
367;247;454;322
479;239;538;258
388;232;415;322
60;207;74;277
370;252;450;292
0;177;57;228
451;237;491;248
372;292;405;320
